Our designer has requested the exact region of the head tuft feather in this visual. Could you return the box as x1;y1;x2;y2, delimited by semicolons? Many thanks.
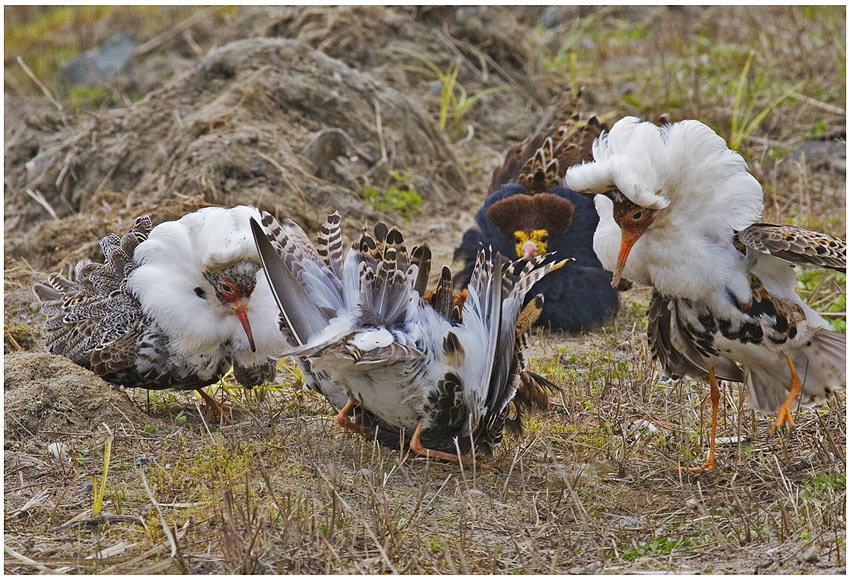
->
485;193;575;237
565;116;763;229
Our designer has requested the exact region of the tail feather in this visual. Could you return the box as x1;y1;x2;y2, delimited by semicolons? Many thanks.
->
411;244;432;296
317;211;345;277
354;225;417;327
745;328;845;412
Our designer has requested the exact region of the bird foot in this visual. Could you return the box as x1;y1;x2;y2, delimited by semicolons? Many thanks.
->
336;413;368;435
197;389;239;425
768;404;796;435
335;400;368;435
681;459;718;473
408;424;493;470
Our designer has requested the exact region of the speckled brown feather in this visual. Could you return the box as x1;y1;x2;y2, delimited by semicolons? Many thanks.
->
487;92;605;194
737;223;846;272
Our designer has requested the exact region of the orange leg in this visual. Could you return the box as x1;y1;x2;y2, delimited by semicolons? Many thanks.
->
769;353;802;435
197;388;237;424
336;398;367;435
410;423;462;463
683;366;720;472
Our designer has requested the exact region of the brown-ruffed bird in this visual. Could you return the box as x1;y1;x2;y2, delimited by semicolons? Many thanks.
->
454;93;621;333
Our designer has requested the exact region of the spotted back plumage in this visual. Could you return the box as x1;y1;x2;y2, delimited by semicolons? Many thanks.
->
33;216;152;372
737;223;846;272
488;92;605;194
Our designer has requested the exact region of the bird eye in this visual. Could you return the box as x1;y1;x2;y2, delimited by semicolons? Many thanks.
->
632;210;644;221
514;236;521;243
540;235;549;243
218;282;235;295
193;287;207;299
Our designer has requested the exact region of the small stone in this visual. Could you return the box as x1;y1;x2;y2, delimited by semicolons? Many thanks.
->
134;454;152;467
610;515;644;529
628;419;659;434
79;479;94;495
47;442;68;463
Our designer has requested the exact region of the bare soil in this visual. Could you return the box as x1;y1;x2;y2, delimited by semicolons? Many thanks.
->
4;6;845;574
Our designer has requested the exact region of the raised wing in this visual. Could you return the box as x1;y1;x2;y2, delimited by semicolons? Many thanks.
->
737;223;845;272
250;215;330;346
33;216;151;371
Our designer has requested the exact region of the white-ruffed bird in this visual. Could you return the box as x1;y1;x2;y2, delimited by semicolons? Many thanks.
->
565;116;846;471
33;205;286;418
251;210;566;462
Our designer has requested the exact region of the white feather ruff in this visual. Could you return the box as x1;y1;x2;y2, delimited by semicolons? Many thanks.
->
570;117;767;300
127;206;286;368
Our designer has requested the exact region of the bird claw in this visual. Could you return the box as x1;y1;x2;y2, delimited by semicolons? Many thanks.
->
335;413;368;435
335;398;368;435
681;459;718;473
197;389;239;425
768;405;796;435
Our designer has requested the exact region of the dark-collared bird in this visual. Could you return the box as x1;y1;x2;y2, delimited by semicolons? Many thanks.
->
453;94;620;333
33;206;286;418
252;210;565;462
565;116;846;470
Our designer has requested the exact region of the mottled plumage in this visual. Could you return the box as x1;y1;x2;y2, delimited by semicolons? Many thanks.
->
566;116;846;469
736;223;846;272
455;95;619;332
253;211;565;459
33;206;286;404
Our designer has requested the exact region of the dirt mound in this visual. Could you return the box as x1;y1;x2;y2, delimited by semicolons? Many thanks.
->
6;37;467;237
4;352;148;449
250;6;550;146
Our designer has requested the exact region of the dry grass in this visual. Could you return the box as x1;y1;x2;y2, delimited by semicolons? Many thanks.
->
5;292;845;573
4;5;845;574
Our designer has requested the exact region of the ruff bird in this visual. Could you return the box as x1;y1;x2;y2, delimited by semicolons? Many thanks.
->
454;95;620;332
252;211;566;462
33;206;286;419
565;116;846;470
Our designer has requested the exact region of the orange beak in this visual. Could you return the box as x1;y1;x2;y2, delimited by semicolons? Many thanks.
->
231;303;256;352
611;229;641;288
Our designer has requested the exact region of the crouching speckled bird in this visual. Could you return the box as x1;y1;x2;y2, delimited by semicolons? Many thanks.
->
251;210;566;462
454;93;620;333
33;206;287;419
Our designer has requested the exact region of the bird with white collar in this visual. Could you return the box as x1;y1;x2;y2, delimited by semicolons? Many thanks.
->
565;116;846;471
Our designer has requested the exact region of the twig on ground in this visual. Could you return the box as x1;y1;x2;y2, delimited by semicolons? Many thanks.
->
140;469;189;573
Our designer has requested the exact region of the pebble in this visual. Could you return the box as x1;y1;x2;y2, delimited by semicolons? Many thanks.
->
610;515;644;529
134;454;153;467
628;419;659;434
47;442;69;463
79;479;94;495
